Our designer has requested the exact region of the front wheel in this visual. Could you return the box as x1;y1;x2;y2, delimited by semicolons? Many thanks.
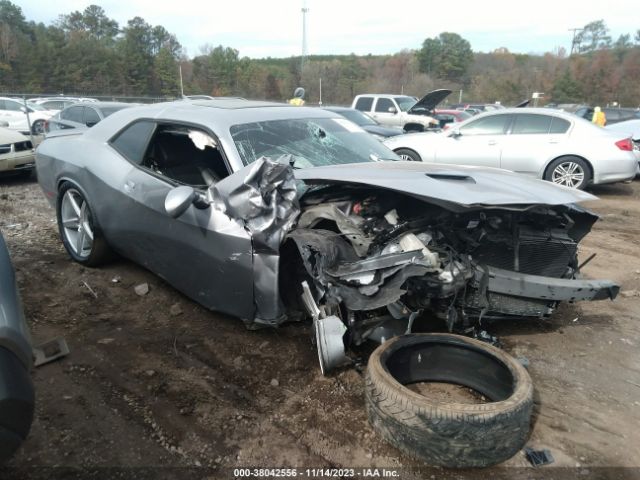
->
30;119;45;135
56;182;111;266
394;148;422;162
545;156;591;189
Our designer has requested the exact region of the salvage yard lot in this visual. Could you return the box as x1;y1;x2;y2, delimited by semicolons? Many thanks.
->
1;176;639;477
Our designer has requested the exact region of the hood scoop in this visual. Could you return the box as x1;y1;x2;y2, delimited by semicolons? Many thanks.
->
425;172;476;183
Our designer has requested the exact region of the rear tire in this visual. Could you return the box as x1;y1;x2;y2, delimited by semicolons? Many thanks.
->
394;148;422;162
544;156;591;190
365;333;533;467
56;182;111;267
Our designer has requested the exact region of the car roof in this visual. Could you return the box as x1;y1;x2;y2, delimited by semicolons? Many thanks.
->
354;94;415;98
84;100;341;140
472;107;577;119
69;101;133;109
323;106;356;112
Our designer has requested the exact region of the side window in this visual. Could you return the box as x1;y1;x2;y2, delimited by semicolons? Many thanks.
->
354;97;373;112
605;110;620;122
110;120;155;165
459;114;511;136
4;100;23;112
62;106;84;123
511;114;552;134
375;98;395;113
549;117;571;134
43;101;63;110
140;123;229;188
0;100;5;110
84;108;100;127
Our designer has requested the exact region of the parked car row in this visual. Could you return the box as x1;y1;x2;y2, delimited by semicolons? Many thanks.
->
0;97;55;135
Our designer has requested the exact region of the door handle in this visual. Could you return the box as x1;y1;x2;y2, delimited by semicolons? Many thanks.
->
549;139;559;144
488;140;497;145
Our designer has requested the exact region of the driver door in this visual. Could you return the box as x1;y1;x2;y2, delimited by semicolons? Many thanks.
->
370;98;401;127
108;120;255;320
434;114;512;168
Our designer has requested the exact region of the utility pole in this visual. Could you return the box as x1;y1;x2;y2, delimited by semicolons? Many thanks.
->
301;1;309;72
569;28;583;56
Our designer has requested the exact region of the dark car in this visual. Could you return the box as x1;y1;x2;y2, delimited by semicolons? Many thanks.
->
432;109;473;129
575;106;640;125
322;106;403;138
46;102;135;133
0;232;34;462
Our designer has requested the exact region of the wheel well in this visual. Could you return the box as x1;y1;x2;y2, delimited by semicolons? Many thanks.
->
394;147;421;161
544;155;593;180
403;123;424;133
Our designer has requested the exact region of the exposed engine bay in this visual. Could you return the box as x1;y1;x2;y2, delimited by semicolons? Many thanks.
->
280;183;618;369
212;156;619;373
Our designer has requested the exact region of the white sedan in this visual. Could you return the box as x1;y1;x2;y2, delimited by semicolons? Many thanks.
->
383;108;637;189
0;97;55;135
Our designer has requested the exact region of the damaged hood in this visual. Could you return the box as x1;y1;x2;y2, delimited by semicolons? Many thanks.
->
295;161;596;209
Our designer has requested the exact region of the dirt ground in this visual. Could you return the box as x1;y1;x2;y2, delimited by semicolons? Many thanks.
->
1;175;640;479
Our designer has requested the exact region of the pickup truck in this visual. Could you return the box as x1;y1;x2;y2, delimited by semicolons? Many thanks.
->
351;89;451;132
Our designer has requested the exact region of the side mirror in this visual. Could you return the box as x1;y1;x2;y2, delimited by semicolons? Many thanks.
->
86;122;97;128
164;186;210;218
165;186;196;218
388;107;397;114
20;106;27;113
450;129;462;138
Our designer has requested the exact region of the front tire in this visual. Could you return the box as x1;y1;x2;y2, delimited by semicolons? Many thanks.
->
365;333;533;467
545;156;591;189
394;148;422;162
56;182;111;266
30;119;45;135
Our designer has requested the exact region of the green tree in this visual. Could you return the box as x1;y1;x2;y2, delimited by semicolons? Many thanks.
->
192;45;240;95
119;16;154;95
575;20;611;53
154;46;179;97
551;70;583;103
264;73;280;100
58;5;118;41
0;0;28;86
417;32;473;81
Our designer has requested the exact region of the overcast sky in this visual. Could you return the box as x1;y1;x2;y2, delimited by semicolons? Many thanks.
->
16;0;640;58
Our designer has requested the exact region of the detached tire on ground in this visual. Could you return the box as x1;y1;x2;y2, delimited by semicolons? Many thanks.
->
365;334;533;468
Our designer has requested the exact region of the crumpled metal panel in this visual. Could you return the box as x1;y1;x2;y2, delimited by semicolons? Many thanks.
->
211;156;300;324
287;229;436;311
297;203;371;256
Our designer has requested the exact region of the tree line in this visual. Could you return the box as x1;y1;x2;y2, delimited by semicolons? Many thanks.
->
1;2;639;107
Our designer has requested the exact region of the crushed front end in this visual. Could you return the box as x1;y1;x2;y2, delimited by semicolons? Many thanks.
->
282;184;618;362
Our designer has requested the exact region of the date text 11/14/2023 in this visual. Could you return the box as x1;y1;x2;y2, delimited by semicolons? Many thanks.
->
233;468;400;478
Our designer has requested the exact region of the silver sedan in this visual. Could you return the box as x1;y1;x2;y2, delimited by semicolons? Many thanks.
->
384;107;637;189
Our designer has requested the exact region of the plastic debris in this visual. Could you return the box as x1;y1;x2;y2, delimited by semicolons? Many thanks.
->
524;447;555;467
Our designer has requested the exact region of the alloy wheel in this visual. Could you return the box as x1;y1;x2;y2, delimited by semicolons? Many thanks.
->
551;161;585;188
60;189;94;258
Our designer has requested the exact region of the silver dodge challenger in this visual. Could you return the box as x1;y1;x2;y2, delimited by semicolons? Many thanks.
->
36;99;619;373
